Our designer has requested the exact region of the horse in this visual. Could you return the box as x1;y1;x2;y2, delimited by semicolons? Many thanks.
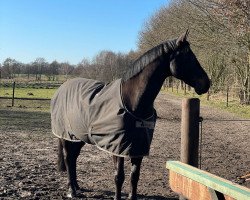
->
50;31;210;200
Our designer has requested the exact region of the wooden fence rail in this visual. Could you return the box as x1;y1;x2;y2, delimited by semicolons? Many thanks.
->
166;161;250;200
0;97;51;101
0;81;52;106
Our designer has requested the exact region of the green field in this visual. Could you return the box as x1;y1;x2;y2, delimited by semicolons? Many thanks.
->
1;85;250;118
0;87;57;99
163;87;250;119
0;87;56;112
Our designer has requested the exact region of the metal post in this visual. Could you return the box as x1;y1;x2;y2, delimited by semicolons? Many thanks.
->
226;86;229;107
12;81;16;107
180;98;200;200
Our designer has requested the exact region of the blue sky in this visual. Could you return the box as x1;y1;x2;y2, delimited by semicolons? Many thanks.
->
0;0;169;64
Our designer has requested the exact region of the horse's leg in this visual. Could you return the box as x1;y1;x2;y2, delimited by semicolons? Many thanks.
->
71;141;85;191
113;155;125;200
129;157;143;200
58;138;66;172
62;139;85;198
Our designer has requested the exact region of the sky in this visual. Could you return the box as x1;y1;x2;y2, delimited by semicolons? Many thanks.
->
0;0;169;65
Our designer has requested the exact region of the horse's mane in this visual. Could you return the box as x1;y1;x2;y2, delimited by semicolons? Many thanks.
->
122;39;177;81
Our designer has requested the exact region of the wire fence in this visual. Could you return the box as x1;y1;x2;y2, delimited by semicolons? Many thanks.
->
0;80;64;108
163;80;250;107
1;79;250;109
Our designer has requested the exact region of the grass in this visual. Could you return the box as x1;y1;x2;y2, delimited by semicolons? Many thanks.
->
1;84;250;119
0;83;57;113
0;84;56;113
2;74;70;82
0;87;57;99
162;87;250;119
0;108;51;133
0;99;51;112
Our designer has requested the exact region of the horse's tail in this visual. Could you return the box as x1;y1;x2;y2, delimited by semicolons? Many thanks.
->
57;138;66;172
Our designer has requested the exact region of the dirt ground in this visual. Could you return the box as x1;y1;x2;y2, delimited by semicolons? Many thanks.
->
0;93;249;200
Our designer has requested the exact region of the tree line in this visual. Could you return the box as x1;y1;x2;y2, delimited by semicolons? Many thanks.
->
0;0;249;103
0;50;137;83
138;0;249;104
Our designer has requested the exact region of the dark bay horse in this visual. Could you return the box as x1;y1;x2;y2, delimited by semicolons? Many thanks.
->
51;31;210;199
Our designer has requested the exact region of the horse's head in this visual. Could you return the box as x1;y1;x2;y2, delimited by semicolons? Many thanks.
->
169;31;210;95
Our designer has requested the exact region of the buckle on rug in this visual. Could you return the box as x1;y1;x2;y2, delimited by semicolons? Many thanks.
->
136;121;155;129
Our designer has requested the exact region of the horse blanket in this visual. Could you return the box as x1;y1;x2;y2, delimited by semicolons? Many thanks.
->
51;78;156;157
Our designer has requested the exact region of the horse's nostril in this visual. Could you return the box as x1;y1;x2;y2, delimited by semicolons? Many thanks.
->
203;78;210;92
195;78;210;95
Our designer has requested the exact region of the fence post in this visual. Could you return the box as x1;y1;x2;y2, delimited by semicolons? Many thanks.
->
207;89;210;101
180;98;200;200
181;98;200;165
226;86;229;107
12;81;16;107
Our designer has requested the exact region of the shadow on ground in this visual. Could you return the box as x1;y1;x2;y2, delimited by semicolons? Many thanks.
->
72;188;178;200
0;109;51;133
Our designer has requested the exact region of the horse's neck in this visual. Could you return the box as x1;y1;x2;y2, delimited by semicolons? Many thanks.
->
122;56;171;118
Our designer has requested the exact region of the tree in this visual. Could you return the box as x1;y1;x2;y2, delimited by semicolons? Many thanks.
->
74;58;97;79
188;0;250;103
2;58;18;79
49;61;60;81
32;58;48;80
60;62;74;79
138;0;249;103
72;51;134;82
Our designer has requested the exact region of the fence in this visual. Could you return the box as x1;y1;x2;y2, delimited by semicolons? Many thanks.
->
163;80;250;106
0;81;63;108
166;161;250;200
1;79;250;107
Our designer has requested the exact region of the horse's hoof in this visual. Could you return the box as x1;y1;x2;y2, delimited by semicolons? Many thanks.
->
113;195;121;200
75;184;80;191
66;193;74;198
128;194;137;200
66;189;76;198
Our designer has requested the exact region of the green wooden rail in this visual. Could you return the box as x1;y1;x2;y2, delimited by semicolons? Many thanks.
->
166;161;250;200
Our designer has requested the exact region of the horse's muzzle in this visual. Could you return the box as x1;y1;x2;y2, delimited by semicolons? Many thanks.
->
195;77;210;95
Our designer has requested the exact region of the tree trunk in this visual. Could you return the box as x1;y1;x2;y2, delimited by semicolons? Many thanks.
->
247;49;250;104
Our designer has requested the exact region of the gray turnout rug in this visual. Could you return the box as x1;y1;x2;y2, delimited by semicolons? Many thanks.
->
51;78;156;157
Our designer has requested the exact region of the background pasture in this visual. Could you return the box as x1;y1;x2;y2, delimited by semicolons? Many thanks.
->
1;78;250;118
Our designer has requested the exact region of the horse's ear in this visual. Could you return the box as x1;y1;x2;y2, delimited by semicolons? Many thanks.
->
184;29;189;38
176;29;189;46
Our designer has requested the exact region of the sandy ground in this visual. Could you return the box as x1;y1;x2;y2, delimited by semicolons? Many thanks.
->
0;93;249;199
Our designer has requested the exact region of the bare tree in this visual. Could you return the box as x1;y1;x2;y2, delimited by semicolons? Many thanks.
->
75;58;99;80
138;0;249;103
2;58;18;79
188;0;250;103
32;58;48;81
60;62;74;80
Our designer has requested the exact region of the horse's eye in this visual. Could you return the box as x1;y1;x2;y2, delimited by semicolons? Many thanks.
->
175;51;180;56
182;48;189;54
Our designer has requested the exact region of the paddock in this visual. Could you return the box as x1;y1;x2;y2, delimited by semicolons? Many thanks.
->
0;93;249;199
